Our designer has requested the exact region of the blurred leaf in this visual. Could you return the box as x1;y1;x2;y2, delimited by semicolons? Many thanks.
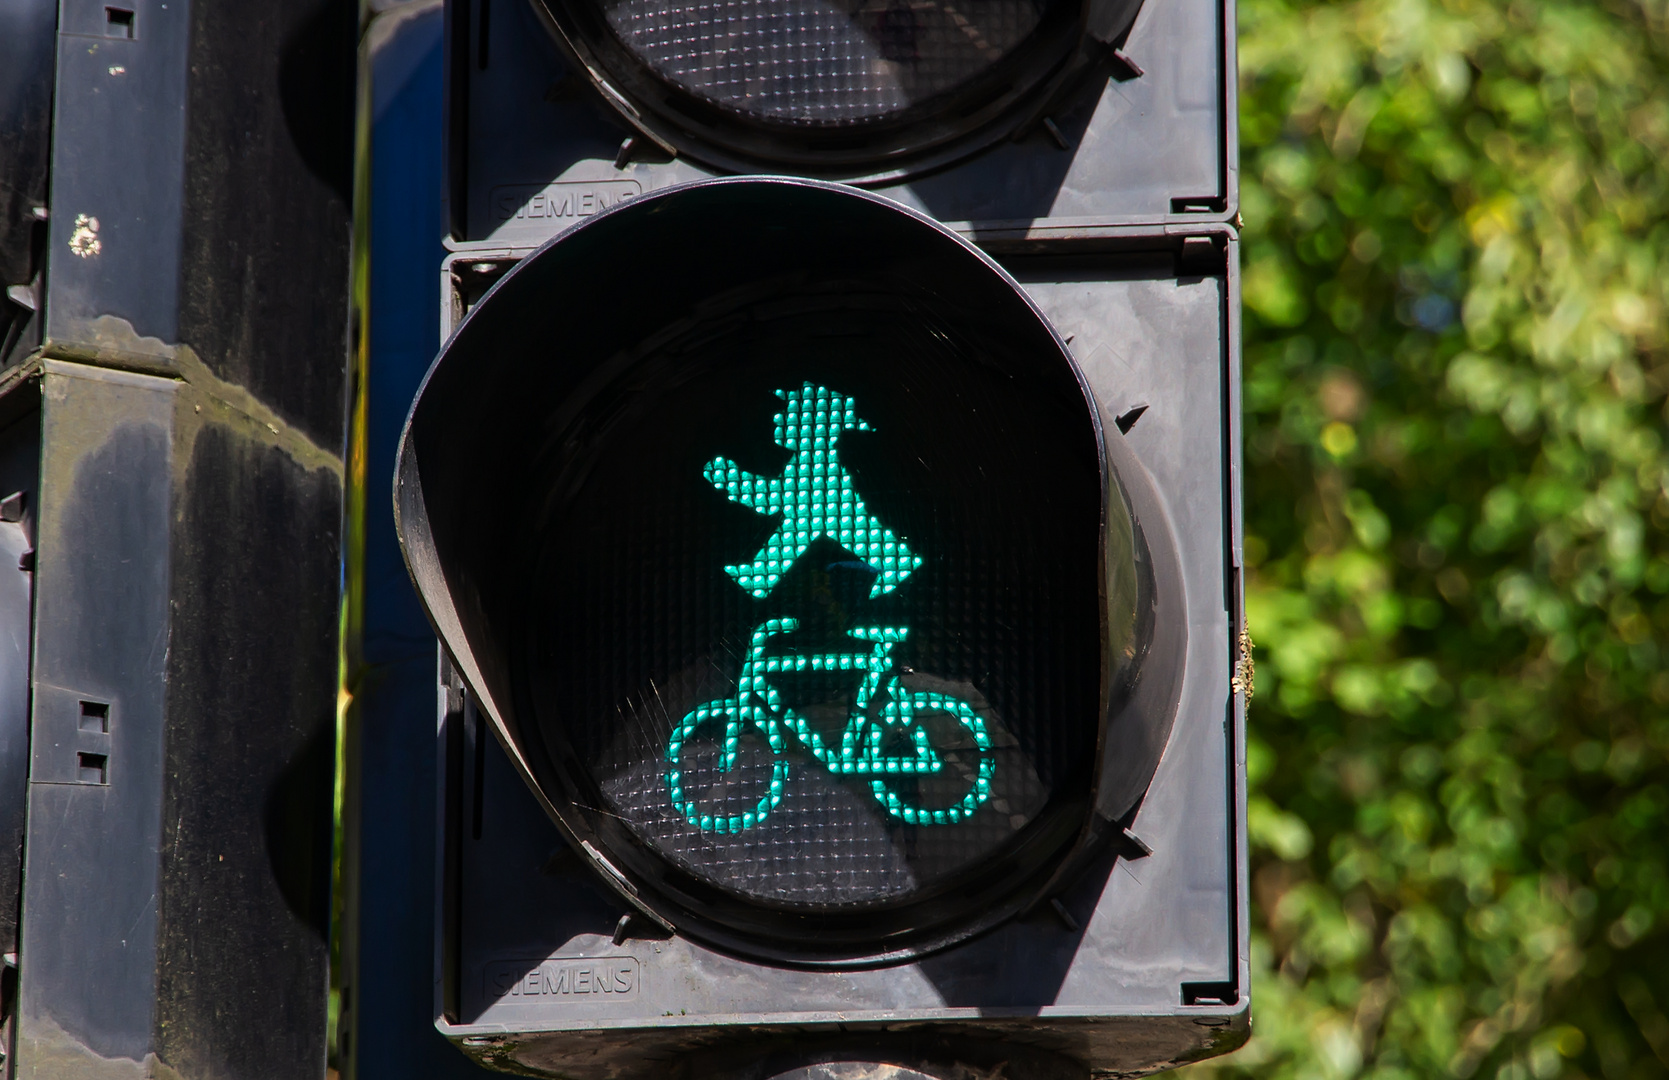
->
1181;0;1669;1076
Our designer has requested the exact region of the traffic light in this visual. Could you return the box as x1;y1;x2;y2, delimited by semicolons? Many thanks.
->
400;176;1189;972
351;0;1243;1073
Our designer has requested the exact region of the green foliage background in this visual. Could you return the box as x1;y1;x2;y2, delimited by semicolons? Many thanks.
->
1185;0;1669;1076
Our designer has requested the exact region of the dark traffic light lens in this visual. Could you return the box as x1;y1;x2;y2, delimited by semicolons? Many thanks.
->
601;0;1050;124
530;0;1091;177
529;347;1100;917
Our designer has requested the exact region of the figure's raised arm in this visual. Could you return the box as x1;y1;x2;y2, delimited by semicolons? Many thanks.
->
703;456;780;514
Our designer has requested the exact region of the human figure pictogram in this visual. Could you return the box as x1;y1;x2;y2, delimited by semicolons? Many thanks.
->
704;382;922;600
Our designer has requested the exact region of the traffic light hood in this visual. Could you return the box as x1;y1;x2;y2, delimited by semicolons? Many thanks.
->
395;177;1185;965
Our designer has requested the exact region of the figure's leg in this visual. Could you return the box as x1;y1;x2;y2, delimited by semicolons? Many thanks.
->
849;517;923;598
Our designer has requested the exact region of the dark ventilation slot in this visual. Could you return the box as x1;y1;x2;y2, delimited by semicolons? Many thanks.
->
77;753;108;785
1181;981;1239;1006
105;7;135;38
1170;196;1226;214
1177;236;1226;276
79;701;110;733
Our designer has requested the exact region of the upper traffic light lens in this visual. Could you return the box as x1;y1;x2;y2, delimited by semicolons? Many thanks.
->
600;0;1049;124
530;0;1092;178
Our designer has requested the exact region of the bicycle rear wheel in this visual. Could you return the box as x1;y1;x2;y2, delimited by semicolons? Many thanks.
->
867;687;994;825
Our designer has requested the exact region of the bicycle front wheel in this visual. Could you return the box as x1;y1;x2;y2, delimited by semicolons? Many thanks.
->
666;701;789;834
867;687;994;826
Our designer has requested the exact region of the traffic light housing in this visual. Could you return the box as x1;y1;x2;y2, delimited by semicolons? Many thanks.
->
352;0;1246;1073
394;193;1243;1077
399;178;1189;972
445;0;1233;241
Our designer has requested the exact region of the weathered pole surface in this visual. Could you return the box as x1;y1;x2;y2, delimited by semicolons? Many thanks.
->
0;0;357;1075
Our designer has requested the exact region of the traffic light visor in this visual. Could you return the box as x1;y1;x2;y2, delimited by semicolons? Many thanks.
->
397;179;1176;964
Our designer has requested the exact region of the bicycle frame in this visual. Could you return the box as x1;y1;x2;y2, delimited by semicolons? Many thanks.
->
666;617;988;833
729;617;942;776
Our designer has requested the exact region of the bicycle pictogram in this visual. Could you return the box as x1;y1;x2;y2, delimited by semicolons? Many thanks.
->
666;384;994;832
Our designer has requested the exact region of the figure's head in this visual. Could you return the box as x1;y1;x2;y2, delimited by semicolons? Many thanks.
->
772;383;871;451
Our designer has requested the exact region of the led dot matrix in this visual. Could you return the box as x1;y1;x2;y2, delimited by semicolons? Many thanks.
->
671;387;995;834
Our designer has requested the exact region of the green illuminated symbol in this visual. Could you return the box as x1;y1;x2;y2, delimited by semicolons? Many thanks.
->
665;619;995;833
704;383;923;599
665;385;994;833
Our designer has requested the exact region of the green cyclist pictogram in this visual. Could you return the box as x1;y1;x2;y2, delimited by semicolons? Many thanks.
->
703;383;923;599
665;384;994;833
